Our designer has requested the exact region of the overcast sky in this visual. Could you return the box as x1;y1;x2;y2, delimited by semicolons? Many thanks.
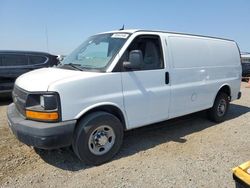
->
0;0;249;55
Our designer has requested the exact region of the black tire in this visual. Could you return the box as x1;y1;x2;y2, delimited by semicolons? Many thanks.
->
208;92;230;123
72;111;124;165
246;75;250;83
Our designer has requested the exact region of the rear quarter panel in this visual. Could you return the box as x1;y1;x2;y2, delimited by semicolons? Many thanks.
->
166;34;241;118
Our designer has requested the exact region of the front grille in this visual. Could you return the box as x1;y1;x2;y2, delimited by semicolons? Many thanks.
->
12;85;28;116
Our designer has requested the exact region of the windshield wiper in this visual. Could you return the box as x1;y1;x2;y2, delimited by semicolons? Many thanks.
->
80;65;97;69
66;63;84;71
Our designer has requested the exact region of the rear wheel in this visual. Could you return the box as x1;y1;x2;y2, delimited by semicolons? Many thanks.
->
208;92;230;123
72;111;123;165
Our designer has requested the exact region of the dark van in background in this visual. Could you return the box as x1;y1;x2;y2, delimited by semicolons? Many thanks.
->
241;53;250;81
0;51;59;93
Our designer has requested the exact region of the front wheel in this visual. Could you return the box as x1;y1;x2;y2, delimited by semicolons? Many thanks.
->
208;92;230;123
72;111;124;165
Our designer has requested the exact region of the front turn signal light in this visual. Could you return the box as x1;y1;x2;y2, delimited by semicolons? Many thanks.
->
26;110;59;121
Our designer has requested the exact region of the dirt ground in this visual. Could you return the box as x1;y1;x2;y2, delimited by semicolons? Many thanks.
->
0;83;249;188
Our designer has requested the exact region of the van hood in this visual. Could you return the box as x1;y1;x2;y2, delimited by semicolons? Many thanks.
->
15;68;90;91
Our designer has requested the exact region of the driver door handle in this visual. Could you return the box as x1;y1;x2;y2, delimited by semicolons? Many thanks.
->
165;72;169;84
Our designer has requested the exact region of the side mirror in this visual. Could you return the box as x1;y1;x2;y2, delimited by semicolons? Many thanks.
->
123;50;143;70
57;55;65;62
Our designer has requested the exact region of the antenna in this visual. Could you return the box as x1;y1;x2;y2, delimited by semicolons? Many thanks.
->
119;24;124;30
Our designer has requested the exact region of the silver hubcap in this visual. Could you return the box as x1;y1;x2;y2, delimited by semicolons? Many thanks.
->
217;99;227;117
88;125;115;155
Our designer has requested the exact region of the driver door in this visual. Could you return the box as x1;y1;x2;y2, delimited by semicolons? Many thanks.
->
120;35;171;129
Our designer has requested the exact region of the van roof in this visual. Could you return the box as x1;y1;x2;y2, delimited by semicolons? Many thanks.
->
100;29;235;42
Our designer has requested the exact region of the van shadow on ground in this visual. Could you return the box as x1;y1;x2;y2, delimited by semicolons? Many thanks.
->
35;103;250;172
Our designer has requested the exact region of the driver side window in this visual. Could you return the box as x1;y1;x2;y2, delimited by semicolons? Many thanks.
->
119;35;164;71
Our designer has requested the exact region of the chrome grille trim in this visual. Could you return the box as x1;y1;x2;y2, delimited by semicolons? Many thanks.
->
12;85;28;116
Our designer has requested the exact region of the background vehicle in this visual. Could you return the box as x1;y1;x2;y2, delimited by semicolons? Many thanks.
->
0;51;59;93
7;30;242;165
241;52;250;82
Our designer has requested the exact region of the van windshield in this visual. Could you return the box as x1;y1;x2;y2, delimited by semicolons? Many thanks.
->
62;33;130;71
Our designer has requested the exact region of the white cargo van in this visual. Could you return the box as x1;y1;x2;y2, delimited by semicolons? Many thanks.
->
7;30;242;165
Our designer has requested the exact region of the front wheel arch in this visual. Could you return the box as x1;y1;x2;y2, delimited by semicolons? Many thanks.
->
76;104;127;131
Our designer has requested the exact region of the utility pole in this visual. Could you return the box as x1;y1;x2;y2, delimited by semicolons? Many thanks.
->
45;25;49;53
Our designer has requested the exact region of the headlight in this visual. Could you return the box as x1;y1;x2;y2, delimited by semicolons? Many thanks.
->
25;93;60;122
39;95;58;110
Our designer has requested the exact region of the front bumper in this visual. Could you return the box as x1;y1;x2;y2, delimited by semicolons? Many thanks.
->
7;103;77;149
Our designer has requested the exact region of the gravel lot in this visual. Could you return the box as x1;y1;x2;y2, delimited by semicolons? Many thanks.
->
0;83;249;188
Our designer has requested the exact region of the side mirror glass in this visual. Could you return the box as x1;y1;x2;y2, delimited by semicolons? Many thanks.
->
123;50;143;70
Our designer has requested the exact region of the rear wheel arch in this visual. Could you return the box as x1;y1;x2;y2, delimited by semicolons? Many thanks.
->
215;85;231;103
